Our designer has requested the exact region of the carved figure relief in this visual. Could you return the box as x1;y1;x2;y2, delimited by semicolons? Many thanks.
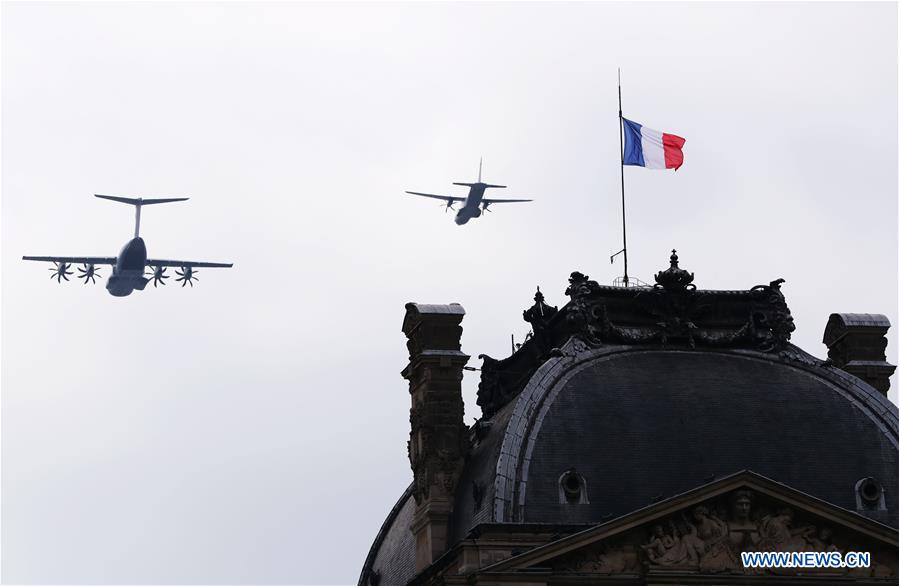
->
553;488;899;578
555;542;640;574
641;523;676;562
636;489;896;577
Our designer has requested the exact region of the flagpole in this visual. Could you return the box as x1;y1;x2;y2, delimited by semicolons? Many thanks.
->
618;68;629;288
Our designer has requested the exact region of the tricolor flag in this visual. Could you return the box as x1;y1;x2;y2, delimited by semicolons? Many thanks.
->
622;118;686;171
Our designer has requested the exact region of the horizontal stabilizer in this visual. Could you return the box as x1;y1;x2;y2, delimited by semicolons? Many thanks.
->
453;182;506;189
95;194;189;206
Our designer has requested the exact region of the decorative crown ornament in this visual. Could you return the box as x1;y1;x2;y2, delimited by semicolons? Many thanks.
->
654;249;696;291
523;286;557;325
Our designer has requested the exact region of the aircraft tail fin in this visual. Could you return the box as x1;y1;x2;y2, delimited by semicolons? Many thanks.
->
95;194;189;238
95;194;189;206
460;158;504;188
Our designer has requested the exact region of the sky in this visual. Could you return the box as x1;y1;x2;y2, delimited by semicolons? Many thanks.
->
2;2;897;584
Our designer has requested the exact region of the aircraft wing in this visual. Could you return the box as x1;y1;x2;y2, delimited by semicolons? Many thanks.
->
481;198;533;204
405;191;466;203
145;258;233;268
23;255;116;265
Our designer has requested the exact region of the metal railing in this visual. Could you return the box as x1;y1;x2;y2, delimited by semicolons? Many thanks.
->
611;276;651;288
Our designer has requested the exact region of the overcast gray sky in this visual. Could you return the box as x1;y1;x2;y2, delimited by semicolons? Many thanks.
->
2;2;897;584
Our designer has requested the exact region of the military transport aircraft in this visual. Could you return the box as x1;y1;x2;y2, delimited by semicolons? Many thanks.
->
23;194;233;297
405;159;532;225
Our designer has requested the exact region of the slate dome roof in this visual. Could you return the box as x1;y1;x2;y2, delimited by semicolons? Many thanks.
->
360;254;899;585
456;344;899;536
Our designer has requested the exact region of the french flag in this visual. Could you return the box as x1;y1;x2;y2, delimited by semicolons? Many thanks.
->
622;118;686;171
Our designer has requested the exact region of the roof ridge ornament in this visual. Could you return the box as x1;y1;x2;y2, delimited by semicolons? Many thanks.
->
654;249;696;292
476;260;797;420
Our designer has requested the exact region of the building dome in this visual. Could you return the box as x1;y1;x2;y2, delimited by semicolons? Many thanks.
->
463;345;899;531
360;253;899;585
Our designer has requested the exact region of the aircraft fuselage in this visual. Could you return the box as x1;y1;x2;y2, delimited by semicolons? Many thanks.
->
106;237;150;297
454;184;488;225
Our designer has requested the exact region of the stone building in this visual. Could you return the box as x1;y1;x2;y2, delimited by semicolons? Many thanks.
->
359;251;899;585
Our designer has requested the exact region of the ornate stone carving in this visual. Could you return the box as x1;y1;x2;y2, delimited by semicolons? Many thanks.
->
477;288;562;420
523;287;558;332
555;542;640;574
634;489;897;577
748;278;795;351
564;296;603;345
562;335;600;357
552;487;899;578
654;249;696;291
476;354;516;421
565;271;600;298
476;252;798;420
568;253;795;353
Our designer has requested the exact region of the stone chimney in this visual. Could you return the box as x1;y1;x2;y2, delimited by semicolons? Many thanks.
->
401;303;470;572
823;313;896;395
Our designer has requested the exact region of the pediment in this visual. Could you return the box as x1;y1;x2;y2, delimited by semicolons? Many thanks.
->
481;471;899;580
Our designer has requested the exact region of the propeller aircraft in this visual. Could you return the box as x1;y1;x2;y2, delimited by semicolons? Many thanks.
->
405;159;533;225
23;194;233;297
